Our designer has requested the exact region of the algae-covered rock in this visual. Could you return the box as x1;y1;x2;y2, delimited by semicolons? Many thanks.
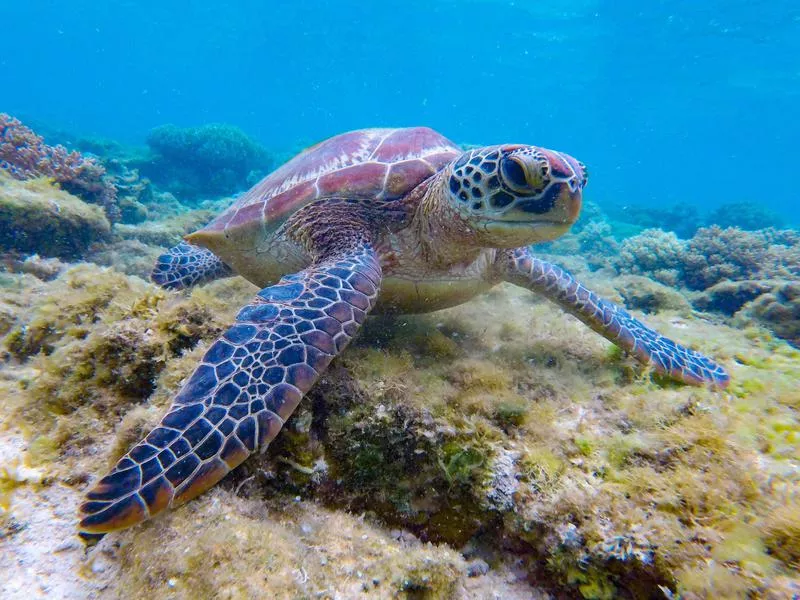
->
0;175;110;258
612;274;692;315
693;279;778;315
115;491;466;599
114;208;217;247
1;265;255;478
85;239;163;279
1;262;799;598
737;281;800;347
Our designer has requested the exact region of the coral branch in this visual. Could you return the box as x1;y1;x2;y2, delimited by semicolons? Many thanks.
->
0;113;119;221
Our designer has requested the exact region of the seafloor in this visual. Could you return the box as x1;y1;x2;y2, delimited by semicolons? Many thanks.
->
0;117;798;599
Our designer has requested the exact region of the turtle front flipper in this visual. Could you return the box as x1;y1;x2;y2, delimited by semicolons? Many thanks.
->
497;248;729;388
79;242;381;536
151;241;234;290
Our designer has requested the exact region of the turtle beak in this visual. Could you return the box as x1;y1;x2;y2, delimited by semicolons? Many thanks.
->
534;149;586;225
566;187;582;224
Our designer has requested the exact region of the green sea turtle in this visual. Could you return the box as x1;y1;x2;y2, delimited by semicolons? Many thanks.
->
78;127;728;537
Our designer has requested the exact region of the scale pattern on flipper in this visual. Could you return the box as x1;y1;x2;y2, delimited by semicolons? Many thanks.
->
151;241;234;290
500;247;729;388
79;243;382;534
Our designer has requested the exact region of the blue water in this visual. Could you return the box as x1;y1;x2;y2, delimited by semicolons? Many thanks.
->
2;1;798;220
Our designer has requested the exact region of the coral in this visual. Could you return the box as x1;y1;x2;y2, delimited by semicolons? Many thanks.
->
143;123;273;201
607;225;799;296
682;226;769;289
112;166;153;224
0;174;110;258
0;114;119;221
575;221;619;271
707;201;785;231
614;229;685;286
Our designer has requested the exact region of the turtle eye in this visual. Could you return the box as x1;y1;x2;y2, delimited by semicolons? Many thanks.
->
500;157;529;191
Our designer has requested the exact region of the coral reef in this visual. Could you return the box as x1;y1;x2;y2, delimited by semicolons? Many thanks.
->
113;207;218;248
681;226;769;289
610;275;692;315
606;202;703;239
693;279;779;315
0;114;119;221
614;228;685;287
106;164;153;225
143;123;273;201
605;200;788;238
0;174;110;257
708;201;785;231
614;226;800;289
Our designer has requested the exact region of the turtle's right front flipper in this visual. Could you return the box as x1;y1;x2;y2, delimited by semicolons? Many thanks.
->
151;241;234;290
79;242;381;536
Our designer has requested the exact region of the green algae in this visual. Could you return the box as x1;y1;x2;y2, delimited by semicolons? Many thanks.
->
115;491;466;599
0;265;254;480
0;174;111;258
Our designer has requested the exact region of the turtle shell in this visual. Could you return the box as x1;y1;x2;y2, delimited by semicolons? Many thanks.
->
197;127;461;237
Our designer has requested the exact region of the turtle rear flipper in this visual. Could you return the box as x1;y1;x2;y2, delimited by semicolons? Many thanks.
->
79;242;381;535
151;241;233;290
498;248;729;388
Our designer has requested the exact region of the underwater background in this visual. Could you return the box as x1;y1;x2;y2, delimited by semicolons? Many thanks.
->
1;1;799;599
3;0;800;221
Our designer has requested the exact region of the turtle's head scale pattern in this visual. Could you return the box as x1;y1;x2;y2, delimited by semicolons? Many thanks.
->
444;145;587;247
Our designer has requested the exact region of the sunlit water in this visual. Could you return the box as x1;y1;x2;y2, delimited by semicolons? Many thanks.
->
2;0;798;220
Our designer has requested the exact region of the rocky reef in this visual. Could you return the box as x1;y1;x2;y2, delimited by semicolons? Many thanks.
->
1;258;798;598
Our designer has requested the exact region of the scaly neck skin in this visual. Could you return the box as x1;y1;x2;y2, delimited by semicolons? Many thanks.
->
409;170;486;268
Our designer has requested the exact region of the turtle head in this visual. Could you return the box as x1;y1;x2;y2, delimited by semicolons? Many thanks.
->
445;145;587;247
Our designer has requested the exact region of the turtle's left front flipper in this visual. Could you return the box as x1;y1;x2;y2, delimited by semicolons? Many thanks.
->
151;241;234;290
79;242;382;536
496;247;729;388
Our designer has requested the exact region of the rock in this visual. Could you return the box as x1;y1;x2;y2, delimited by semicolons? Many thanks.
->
737;281;800;346
0;176;110;258
693;279;778;315
613;274;692;314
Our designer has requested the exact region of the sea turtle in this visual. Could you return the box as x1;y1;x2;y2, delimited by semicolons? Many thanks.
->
78;127;729;537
